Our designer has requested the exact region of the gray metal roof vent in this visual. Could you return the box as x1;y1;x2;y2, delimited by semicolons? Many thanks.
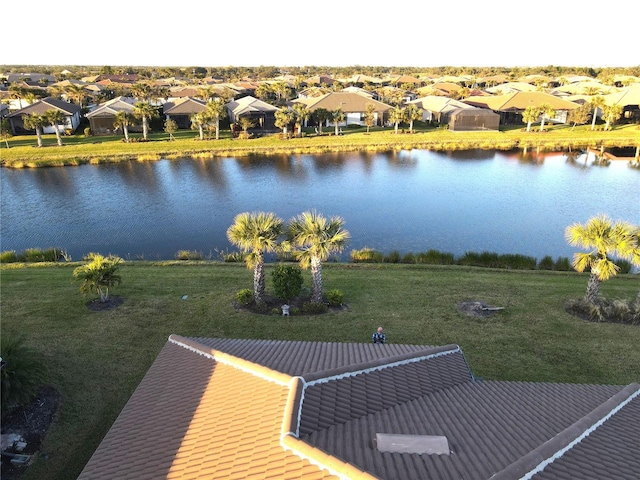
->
375;433;451;455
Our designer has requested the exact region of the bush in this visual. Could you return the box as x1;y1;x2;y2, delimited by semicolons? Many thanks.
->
302;302;329;314
350;248;384;263
326;289;344;306
384;250;401;263
271;264;304;301
175;250;204;260
0;251;18;263
221;250;245;263
83;127;91;137
235;289;253;305
290;306;301;316
416;249;455;265
538;255;555;270
554;256;571;271
565;298;640;325
402;252;416;264
1;333;47;415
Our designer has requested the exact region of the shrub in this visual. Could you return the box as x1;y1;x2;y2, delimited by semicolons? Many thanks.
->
401;252;416;264
235;289;253;305
84;127;91;137
0;251;18;263
290;306;301;316
499;254;537;270
302;302;329;314
326;289;344;306
271;264;304;301
538;255;555;270
554;256;571;271
416;249;455;265
384;250;401;263
271;307;281;315
222;251;245;263
565;298;640;325
1;333;47;415
350;248;384;263
175;250;204;260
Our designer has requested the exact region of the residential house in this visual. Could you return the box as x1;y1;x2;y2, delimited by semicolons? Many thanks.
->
465;91;579;125
163;97;207;129
79;335;640;480
600;84;640;122
7;97;81;135
408;96;474;123
293;91;392;128
85;96;138;135
225;96;279;131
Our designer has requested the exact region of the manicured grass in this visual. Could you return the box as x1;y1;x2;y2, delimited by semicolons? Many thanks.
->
1;261;639;479
2;123;638;167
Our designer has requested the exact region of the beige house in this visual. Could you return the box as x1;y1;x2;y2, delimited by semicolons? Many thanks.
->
293;91;393;128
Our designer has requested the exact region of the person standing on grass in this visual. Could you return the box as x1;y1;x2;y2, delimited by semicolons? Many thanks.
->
372;326;386;344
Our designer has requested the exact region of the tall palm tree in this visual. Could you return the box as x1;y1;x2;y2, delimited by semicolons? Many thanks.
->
22;113;47;147
522;105;540;132
227;212;284;305
113;110;134;142
190;111;209;140
312;107;331;135
538;104;555;132
288;210;350;304
206;100;225;140
405;103;423;133
565;215;633;303
133;102;158;140
275;108;295;136
589;96;605;130
292;103;310;137
363;103;376;133
616;225;640;303
331;108;345;136
388;106;405;134
601;104;623;131
43;109;65;146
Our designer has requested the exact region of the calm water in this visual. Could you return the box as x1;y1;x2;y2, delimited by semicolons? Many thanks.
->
1;149;638;261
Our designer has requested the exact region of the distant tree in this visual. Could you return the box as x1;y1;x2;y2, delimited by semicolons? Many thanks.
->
538;104;555;132
237;116;254;138
363;103;376;133
275;107;295;136
255;83;274;102
133;102;158;140
405;103;423;133
22;113;47;147
292;103;310;137
206;100;226;140
164;118;178;140
522;105;540;132
589;96;605;130
389;106;405;134
567;103;591;129
44;109;65;146
331;108;345;136
190;111;209;140
113;110;134;142
312;107;331;135
601;104;623;131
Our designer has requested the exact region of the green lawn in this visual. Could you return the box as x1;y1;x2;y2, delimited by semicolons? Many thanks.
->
2;123;639;167
1;261;639;479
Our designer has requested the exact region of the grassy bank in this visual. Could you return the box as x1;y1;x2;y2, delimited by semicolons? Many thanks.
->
1;261;639;479
1;123;639;168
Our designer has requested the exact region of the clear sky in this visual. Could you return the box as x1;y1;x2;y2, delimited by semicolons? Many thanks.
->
4;0;638;69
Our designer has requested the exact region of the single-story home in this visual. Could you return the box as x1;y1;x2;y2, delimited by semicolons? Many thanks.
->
448;107;500;131
85;96;138;135
79;335;640;479
163;97;207;129
293;91;393;127
465;91;580;125
6;97;82;135
225;95;279;131
408;96;473;123
600;84;640;121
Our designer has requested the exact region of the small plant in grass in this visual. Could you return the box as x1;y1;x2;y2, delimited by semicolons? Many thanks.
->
350;248;384;263
565;298;640;325
326;289;344;307
1;333;47;416
271;264;303;302
235;289;254;305
384;250;401;263
0;251;18;263
175;250;204;260
416;249;455;265
73;253;123;303
302;301;329;314
402;252;416;264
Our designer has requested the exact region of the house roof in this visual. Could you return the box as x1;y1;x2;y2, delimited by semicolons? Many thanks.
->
6;97;81;117
80;336;640;480
409;95;472;114
600;84;640;107
85;96;136;118
225;96;279;121
293;91;392;113
465;91;579;112
163;97;207;115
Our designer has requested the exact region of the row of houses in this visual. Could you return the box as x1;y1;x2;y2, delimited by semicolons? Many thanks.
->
4;75;640;136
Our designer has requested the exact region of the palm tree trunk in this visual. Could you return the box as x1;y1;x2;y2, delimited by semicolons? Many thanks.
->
591;108;598;130
215;117;220;140
585;273;601;303
253;259;265;305
142;116;149;140
52;124;63;146
36;127;43;147
123;125;130;142
310;256;323;303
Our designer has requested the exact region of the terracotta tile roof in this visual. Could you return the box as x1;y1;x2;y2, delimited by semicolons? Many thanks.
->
80;336;640;480
293;91;392;113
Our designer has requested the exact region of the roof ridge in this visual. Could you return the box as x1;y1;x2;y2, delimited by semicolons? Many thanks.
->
301;343;462;385
489;382;640;480
168;334;292;386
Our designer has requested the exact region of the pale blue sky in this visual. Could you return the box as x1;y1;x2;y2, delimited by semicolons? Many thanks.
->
4;0;638;68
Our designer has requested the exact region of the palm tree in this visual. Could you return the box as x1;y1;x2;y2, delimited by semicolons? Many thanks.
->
237;116;254;138
363;103;376;133
206;100;225;140
522;105;540;132
312;107;331;135
190;111;209;140
601;104;623;131
565;215;633;303
405;103;423;133
616;225;640;303
44;109;65;146
589;96;605;130
227;212;284;305
389;106;405;134
275;108;295;136
72;253;123;303
331;108;345;136
133;102;158;140
22;113;47;147
292;103;310;137
113;110;134;142
288;210;350;304
538;104;555;132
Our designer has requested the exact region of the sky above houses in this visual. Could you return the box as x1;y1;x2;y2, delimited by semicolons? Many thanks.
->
4;0;638;69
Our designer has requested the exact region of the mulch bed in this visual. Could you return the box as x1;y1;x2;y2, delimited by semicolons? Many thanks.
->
457;300;504;318
86;295;124;311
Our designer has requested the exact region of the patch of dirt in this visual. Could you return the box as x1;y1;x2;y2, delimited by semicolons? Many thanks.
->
1;385;60;480
457;300;504;318
86;295;124;311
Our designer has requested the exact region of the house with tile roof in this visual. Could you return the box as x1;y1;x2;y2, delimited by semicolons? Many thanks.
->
293;91;393;128
6;97;82;135
80;335;640;480
85;96;139;135
163;97;208;129
225;95;280;131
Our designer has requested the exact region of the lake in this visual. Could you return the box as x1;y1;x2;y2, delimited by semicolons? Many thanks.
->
1;149;638;262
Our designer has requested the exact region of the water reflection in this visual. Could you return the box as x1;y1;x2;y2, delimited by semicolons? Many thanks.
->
1;149;637;261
